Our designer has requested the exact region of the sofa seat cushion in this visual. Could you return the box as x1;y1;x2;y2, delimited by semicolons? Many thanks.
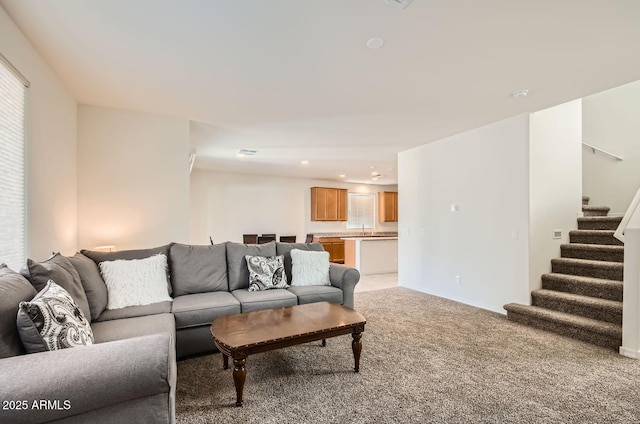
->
0;264;37;358
95;301;173;322
91;313;175;344
232;288;297;313
287;285;343;305
169;243;228;295
172;292;241;329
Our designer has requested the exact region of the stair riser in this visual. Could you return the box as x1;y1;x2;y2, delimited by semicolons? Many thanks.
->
542;277;623;302
569;232;623;246
551;261;623;281
577;219;623;230
531;295;622;325
506;311;620;350
560;246;624;263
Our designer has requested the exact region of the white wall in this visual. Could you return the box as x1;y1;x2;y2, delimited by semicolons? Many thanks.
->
583;80;640;214
1;6;78;262
398;115;530;314
77;105;190;250
189;170;398;245
529;100;583;291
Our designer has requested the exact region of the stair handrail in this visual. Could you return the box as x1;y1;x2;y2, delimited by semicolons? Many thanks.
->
614;186;640;243
582;142;624;161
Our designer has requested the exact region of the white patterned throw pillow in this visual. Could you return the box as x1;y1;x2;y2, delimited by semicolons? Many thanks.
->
16;280;94;353
290;249;331;286
245;255;288;291
99;254;172;309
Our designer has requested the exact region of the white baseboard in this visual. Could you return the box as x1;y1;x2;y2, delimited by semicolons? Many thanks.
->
619;346;640;359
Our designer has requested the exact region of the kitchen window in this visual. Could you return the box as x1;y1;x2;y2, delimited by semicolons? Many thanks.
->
347;193;375;229
0;54;29;269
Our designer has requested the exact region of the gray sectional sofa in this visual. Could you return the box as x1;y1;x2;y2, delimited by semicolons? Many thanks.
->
0;241;360;424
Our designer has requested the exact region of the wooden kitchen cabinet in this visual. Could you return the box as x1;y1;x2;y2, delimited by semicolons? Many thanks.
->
311;187;348;221
378;191;398;222
314;237;345;264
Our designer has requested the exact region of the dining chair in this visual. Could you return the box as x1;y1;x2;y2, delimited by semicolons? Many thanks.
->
279;235;296;243
305;234;314;243
257;235;276;244
243;234;258;244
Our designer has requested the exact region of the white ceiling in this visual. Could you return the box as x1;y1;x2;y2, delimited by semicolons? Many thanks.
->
3;0;640;184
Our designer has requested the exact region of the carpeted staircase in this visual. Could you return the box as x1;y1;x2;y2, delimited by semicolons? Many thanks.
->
504;196;624;350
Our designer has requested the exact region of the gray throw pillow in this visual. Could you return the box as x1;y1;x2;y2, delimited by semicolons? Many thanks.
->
21;253;91;321
226;241;276;291
67;253;108;320
245;255;288;291
169;243;228;296
16;280;94;353
0;264;38;358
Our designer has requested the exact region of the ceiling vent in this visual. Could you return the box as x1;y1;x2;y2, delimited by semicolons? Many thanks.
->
385;0;414;9
237;149;257;157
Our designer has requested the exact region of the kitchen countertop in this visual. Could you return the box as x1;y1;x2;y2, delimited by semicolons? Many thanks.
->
314;232;398;238
341;236;398;241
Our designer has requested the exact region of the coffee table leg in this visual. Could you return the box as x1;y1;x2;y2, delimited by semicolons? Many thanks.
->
233;356;247;407
352;331;362;372
322;339;326;347
223;353;229;370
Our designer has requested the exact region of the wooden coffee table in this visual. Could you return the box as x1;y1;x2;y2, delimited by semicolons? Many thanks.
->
210;301;366;406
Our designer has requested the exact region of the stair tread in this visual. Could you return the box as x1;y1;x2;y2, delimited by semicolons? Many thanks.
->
570;229;616;234
504;303;621;336
562;243;624;251
543;272;623;286
551;257;623;267
577;216;623;221
533;289;622;310
582;206;609;211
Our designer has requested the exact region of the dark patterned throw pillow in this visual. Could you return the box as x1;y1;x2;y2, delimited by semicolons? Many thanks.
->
16;280;94;353
245;255;288;291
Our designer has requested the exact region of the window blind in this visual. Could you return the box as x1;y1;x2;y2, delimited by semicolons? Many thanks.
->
0;55;28;270
347;193;375;229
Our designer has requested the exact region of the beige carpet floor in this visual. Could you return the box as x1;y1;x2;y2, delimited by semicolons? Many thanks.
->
176;287;640;423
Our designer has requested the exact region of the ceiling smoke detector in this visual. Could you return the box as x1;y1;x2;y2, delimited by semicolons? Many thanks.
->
385;0;414;9
512;89;529;98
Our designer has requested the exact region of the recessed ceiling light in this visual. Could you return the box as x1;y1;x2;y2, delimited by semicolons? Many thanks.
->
339;174;346;178
512;89;529;98
366;37;384;50
300;160;310;165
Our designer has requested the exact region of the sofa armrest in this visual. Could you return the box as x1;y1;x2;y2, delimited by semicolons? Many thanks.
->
0;333;174;424
329;263;360;309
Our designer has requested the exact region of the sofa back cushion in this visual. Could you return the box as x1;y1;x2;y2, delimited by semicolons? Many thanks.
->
169;243;228;296
81;244;173;294
67;253;108;321
275;242;325;284
20;253;92;321
226;241;276;291
0;264;37;358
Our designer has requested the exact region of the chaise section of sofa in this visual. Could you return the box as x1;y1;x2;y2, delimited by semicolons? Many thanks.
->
0;333;175;424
